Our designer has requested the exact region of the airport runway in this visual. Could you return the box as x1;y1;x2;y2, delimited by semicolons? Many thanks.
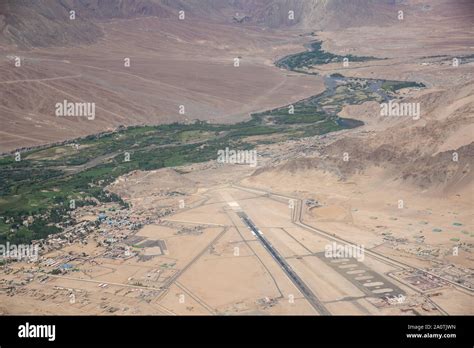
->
237;211;331;315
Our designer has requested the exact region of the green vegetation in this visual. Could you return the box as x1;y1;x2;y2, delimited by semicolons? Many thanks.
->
0;39;425;245
381;81;425;92
0;113;349;244
276;41;380;72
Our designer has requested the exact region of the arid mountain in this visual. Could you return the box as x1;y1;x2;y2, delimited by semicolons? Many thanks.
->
0;0;173;48
6;0;471;48
230;0;397;29
253;81;474;195
0;0;472;195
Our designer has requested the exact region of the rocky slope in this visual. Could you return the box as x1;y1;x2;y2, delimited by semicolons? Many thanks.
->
258;81;474;195
0;0;441;48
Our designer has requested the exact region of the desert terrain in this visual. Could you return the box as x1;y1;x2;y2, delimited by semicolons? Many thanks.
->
0;0;473;315
0;11;325;152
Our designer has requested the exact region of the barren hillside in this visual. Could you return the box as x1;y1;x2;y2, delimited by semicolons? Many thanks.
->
4;0;461;48
1;0;473;194
252;78;474;195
